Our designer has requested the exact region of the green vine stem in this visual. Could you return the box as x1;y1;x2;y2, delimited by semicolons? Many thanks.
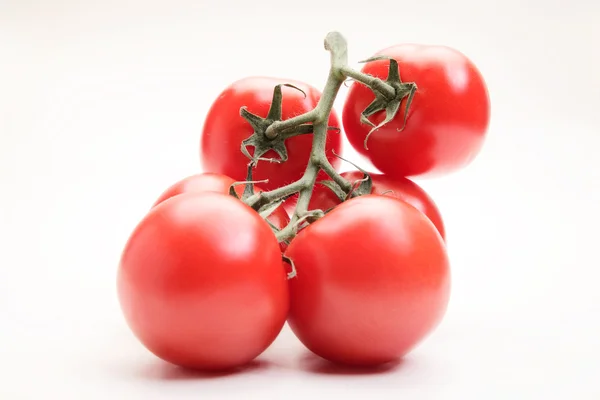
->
241;31;402;243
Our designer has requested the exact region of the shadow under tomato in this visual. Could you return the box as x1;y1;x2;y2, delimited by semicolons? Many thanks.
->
139;358;272;381
298;352;404;376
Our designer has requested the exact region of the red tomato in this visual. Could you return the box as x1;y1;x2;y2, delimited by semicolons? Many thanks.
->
152;172;290;251
118;192;289;370
152;172;236;206
286;195;450;366
343;45;490;178
310;171;446;240
201;77;343;190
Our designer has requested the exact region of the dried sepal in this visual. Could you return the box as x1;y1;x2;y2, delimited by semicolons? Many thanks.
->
358;55;418;149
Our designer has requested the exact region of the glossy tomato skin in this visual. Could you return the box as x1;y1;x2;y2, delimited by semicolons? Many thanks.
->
201;77;343;190
343;45;490;178
286;195;450;366
152;172;236;206
152;172;290;251
310;171;446;240
118;192;289;370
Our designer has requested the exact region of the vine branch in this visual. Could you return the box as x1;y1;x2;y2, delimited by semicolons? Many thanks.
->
240;31;401;243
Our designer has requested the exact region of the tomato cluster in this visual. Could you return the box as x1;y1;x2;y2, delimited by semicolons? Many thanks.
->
117;38;489;371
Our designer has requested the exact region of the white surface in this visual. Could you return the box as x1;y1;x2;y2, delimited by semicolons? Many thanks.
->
1;1;599;398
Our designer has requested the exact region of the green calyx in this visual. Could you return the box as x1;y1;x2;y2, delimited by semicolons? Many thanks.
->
239;84;315;165
318;152;373;208
358;56;418;150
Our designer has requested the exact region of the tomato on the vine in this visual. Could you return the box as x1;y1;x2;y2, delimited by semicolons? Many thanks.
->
152;172;237;207
118;192;289;370
201;77;343;190
310;171;446;240
285;195;450;366
152;172;290;251
343;44;490;178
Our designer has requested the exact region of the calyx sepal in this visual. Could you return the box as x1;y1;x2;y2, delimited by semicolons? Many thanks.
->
358;55;418;149
317;151;373;203
240;84;305;165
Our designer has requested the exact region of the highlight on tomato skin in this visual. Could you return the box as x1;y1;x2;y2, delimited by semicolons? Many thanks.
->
152;172;236;207
200;76;343;191
285;195;451;367
151;172;290;251
117;192;289;371
342;44;491;179
309;170;446;241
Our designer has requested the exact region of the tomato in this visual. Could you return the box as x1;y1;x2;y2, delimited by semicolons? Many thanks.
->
310;171;446;240
152;172;237;206
285;195;450;366
152;172;290;251
201;77;343;190
342;45;490;178
117;192;289;370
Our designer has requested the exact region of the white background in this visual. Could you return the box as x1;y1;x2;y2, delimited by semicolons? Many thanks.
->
1;0;599;398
